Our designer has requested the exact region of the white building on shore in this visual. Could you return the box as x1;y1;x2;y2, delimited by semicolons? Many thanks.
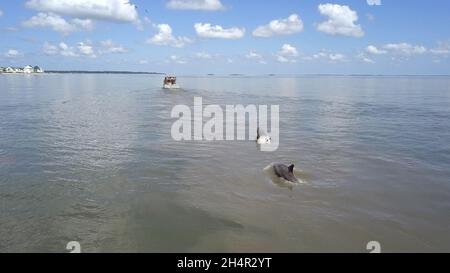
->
24;65;33;73
34;66;44;73
0;65;44;74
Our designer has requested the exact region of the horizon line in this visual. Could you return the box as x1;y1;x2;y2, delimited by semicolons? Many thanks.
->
37;71;450;77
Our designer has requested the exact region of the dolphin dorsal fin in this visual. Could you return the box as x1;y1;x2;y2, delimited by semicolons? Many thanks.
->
288;164;295;173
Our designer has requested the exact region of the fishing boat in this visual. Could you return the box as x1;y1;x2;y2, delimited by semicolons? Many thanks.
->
163;76;180;89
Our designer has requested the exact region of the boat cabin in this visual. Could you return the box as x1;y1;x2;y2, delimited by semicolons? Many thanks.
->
164;76;177;85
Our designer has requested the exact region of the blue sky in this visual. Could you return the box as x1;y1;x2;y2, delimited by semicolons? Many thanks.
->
0;0;449;74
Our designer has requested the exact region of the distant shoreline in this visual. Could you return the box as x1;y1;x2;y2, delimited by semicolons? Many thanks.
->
44;70;164;75
2;71;449;77
46;72;450;77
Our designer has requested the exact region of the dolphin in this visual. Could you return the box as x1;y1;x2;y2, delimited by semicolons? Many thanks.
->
273;163;299;183
256;128;271;144
264;163;300;184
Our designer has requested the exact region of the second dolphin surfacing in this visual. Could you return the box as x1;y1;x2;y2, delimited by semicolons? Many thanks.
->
264;163;303;188
256;128;271;144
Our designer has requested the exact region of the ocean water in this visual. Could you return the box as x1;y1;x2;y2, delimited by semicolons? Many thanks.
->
1;74;450;252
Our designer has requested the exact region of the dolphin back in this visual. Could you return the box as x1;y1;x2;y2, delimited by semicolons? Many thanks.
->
273;163;299;183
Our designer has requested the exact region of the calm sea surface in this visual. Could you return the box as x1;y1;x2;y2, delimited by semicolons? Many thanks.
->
1;74;450;252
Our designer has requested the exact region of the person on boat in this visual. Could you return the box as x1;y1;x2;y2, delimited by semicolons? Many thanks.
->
164;77;171;85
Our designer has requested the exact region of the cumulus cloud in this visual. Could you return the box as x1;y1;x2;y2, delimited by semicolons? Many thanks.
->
366;45;387;55
367;0;382;6
147;24;192;48
361;56;375;63
276;44;299;63
356;53;375;63
25;0;139;23
279;44;299;57
195;52;212;59
77;42;96;58
57;42;78;57
366;13;376;21
72;18;94;30
430;41;450;55
194;23;245;39
3;27;19;32
364;43;428;60
43;41;97;58
253;14;304;38
245;51;266;64
99;40;127;54
167;0;224;11
22;12;93;35
328;53;345;62
313;51;346;63
276;56;289;63
0;9;3;17
246;51;262;59
317;4;364;37
383;43;427;55
169;55;187;64
4;49;22;58
42;42;59;55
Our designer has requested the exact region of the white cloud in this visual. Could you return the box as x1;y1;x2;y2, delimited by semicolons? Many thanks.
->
3;27;19;32
43;41;97;58
195;52;212;59
366;45;387;55
317;4;364;37
100;40;114;47
147;24;192;48
430;49;450;55
362;57;375;63
71;18;94;30
245;51;266;64
246;51;262;60
276;44;299;63
357;53;375;63
25;0;139;23
430;41;450;55
58;42;78;57
0;10;3;17
329;53;345;62
313;52;327;59
364;43;428;61
143;17;152;24
253;14;304;38
366;13;375;21
383;43;427;55
43;42;59;55
194;23;245;39
77;42;96;58
367;0;382;6
22;12;93;35
276;56;289;63
4;49;22;58
99;40;127;54
279;44;299;57
43;40;126;57
167;0;224;11
169;55;187;64
138;60;149;65
313;51;345;63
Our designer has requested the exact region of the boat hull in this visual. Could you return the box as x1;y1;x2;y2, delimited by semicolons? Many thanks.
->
163;84;180;89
